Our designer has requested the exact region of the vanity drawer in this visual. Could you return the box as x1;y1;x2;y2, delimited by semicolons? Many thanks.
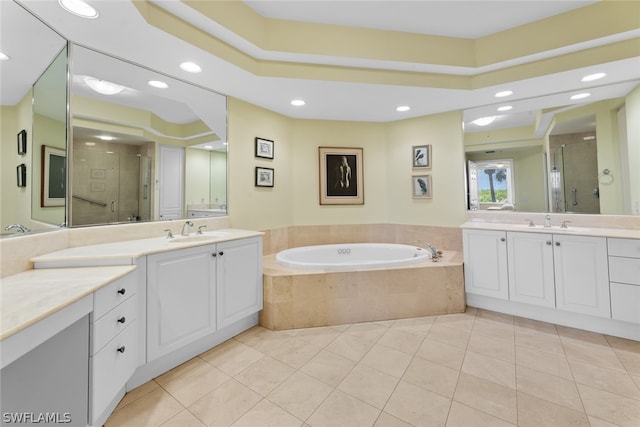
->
91;295;137;355
609;257;640;286
90;321;137;424
610;283;640;324
608;238;640;258
93;272;137;320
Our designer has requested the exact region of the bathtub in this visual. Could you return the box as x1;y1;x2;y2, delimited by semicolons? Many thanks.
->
275;243;430;270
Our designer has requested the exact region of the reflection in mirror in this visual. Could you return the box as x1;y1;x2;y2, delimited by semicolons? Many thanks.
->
69;45;227;227
0;1;67;235
464;82;640;216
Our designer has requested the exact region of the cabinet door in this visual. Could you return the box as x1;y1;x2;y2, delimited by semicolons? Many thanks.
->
554;235;610;318
147;245;216;361
216;237;263;329
463;229;509;299
507;232;555;308
158;145;184;220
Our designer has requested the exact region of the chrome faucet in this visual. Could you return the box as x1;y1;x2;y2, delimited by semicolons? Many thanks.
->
181;220;194;236
4;224;30;233
426;243;440;262
544;214;551;228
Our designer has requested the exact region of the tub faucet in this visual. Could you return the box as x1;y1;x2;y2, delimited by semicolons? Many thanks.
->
4;224;30;233
181;220;194;236
426;243;440;262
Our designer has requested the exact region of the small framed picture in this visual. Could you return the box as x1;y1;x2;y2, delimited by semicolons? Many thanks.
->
17;129;27;155
412;144;431;168
255;167;274;187
17;163;27;187
412;175;432;198
255;137;274;159
41;145;66;207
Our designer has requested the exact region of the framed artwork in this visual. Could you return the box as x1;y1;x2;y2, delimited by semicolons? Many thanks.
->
41;145;66;207
17;129;27;155
17;163;27;187
319;146;364;205
412;175;432;199
255;137;274;159
255;166;274;187
412;144;431;168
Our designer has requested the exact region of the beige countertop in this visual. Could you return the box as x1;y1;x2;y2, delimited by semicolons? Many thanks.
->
461;221;640;240
0;265;136;340
31;228;263;265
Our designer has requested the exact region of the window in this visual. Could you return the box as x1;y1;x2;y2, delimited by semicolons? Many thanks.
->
470;159;515;206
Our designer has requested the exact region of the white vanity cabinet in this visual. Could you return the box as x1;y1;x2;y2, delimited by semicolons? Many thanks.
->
90;272;138;426
463;229;509;299
147;244;217;361
608;238;640;324
507;232;555;308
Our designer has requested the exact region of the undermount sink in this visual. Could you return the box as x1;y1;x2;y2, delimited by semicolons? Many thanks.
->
168;231;232;243
512;224;591;233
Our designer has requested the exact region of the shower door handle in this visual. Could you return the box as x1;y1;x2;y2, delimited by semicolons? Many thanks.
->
571;188;578;206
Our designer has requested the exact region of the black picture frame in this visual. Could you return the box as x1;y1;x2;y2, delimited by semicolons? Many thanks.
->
255;167;274;187
255;137;274;159
17;129;27;155
318;146;364;205
17;163;27;187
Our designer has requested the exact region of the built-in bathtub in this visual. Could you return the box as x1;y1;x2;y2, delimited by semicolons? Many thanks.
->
261;243;465;330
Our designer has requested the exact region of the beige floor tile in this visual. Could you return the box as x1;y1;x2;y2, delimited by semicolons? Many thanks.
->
570;360;640;400
384;380;451;427
467;332;515;364
295;326;342;348
445;401;516;427
307;390;380;427
614;348;640;376
299;349;356;387
338;364;399;409
513;316;558;334
562;339;627;372
155;357;209;386
514;327;564;354
453;372;517;424
377;327;425;355
433;313;475;331
231;399;303;427
472;318;514;342
346;322;389;342
588;415;625;427
427;323;471;349
516;365;583;411
605;335;640;353
188;380;262;427
461;351;516;389
515;344;574;380
161;362;232;407
159;409;205;427
633;375;640;389
105;388;184;427
475;309;513;324
578;383;640;427
416;338;466;371
557;325;610;346
402;357;459;398
267;372;333;420
200;339;265;376
360;343;412;378
116;380;160;410
234;355;295;397
373;412;413;427
389;316;435;336
517;391;589;427
325;333;375;362
235;327;295;353
263;337;322;369
329;323;352;332
374;319;396;328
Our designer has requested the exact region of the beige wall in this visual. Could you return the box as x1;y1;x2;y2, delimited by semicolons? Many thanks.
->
227;98;466;231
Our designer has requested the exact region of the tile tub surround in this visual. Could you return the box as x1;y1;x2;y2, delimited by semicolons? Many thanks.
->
261;251;465;330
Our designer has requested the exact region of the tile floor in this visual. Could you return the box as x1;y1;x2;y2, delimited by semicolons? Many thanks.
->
105;308;640;427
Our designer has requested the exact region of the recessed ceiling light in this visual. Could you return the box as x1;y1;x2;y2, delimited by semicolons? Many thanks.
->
148;80;168;89
396;106;411;112
497;105;513;112
223;142;228;146
0;52;9;61
97;135;115;141
583;135;596;140
581;72;606;82
570;92;591;100
472;116;497;126
291;99;306;106
204;145;212;149
180;62;202;73
84;76;124;95
494;90;514;98
84;142;96;146
58;0;99;19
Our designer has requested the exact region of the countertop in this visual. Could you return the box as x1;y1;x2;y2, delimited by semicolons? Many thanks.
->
0;265;135;340
461;221;640;240
31;228;263;265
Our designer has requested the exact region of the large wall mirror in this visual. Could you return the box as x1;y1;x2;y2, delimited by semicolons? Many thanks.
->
68;45;227;227
463;80;640;216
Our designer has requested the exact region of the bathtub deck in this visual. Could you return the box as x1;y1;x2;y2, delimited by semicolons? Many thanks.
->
260;252;465;330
